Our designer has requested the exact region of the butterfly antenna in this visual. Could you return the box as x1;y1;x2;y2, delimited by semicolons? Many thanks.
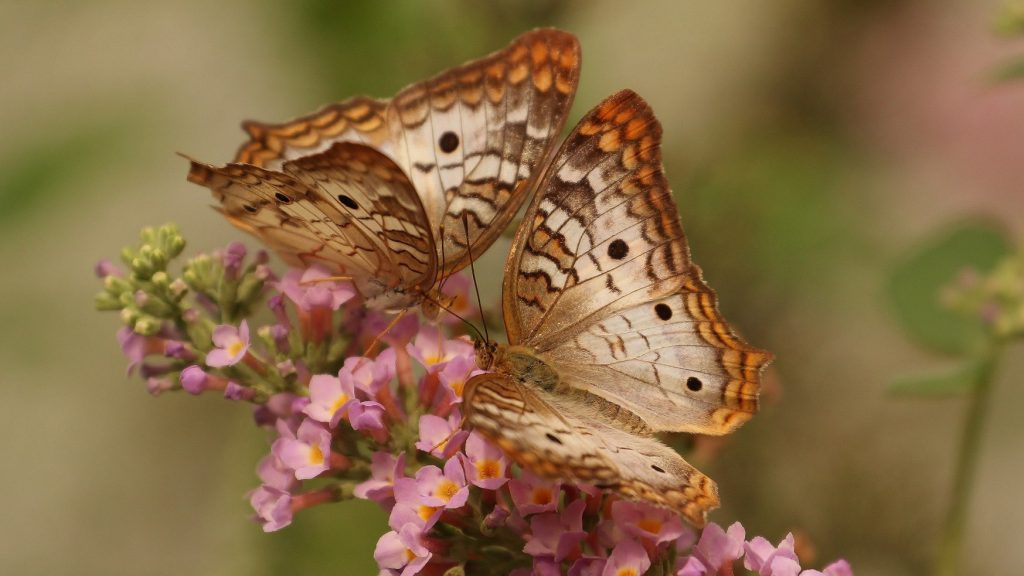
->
419;291;485;343
462;214;490;343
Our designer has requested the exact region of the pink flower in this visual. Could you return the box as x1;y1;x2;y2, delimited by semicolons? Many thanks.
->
744;533;801;576
389;477;441;531
277;265;355;312
406;325;473;373
611;500;688;545
272;418;332;480
145;376;174;396
206;320;250;367
678;521;746;575
436;355;478;404
359;310;421;349
339;355;387;397
509;472;560;516
249;486;292;532
221;241;247;277
303;373;357;427
821;560;854;576
257;453;298;491
461;431;508;490
415;411;467;458
355;452;406;505
374;524;431;576
602;538;651;576
94;259;122;278
523;498;587;561
180;365;209;395
223;381;253;401
415;458;469;509
117;327;151;374
569;557;608;576
348;401;387;433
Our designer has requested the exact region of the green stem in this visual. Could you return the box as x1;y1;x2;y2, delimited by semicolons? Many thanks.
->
934;340;1003;576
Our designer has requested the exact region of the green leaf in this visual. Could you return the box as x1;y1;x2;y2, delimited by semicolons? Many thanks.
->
888;220;1011;355
992;58;1024;82
888;362;978;397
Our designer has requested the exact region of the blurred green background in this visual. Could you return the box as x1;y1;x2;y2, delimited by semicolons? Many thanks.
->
2;1;1022;574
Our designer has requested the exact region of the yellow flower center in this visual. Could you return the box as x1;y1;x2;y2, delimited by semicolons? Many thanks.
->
616;569;638;576
417;504;438;521
330;393;350;413
404;548;416;562
638;517;663;535
531;487;553;506
308;444;324;465
451;379;465;396
227;339;245;358
475;459;501;480
434;479;459;503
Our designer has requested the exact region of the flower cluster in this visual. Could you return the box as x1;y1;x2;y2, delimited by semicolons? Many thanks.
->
942;248;1024;339
96;226;852;575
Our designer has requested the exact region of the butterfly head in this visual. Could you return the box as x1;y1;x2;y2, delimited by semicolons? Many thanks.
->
473;338;499;371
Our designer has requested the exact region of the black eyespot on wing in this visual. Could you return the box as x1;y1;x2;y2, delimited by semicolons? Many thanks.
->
655;303;672;321
243;204;258;213
274;192;291;204
439;131;459;153
337;194;359;210
545;433;563;445
607;238;629;260
686;376;703;392
651;464;666;473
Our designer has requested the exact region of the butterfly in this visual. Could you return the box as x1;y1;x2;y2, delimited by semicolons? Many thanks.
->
184;29;580;313
462;90;772;526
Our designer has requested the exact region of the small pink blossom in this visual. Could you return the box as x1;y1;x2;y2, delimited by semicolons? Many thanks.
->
355;451;406;505
374;524;431;576
523;498;587;561
180;365;209;395
744;533;801;576
257;453;298;491
415;458;469;509
303;373;357;427
277;265;355;312
249;486;292;532
406;325;474;373
348;401;387;433
461;432;508;490
678;521;746;575
602;538;651;576
415;411;467;458
435;272;478;326
206;320;250;367
611;500;688;545
509;472;560;516
145;376;174;396
272;418;332;480
389;477;441;531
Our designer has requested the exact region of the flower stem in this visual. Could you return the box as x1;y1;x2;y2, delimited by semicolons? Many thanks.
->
934;340;1003;576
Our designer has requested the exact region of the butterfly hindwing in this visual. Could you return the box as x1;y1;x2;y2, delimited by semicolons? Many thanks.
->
503;89;770;435
187;142;436;306
463;371;719;526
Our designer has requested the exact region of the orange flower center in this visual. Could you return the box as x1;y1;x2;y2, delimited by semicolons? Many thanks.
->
330;393;350;413
417;504;438;521
616;569;638;576
308;444;324;465
227;339;245;358
434;479;459;503
638;517;663;535
531;487;553;506
475;459;501;480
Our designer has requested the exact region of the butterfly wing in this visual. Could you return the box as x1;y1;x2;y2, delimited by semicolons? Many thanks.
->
386;28;581;276
186;142;436;307
226;29;580;280
463;372;719;526
234;96;391;170
502;90;771;434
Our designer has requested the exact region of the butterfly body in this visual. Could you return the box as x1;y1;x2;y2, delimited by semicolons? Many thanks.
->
462;90;771;526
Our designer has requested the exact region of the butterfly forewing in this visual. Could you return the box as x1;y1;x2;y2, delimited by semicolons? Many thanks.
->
463;372;719;526
234;96;391;170
500;90;771;435
386;28;581;276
